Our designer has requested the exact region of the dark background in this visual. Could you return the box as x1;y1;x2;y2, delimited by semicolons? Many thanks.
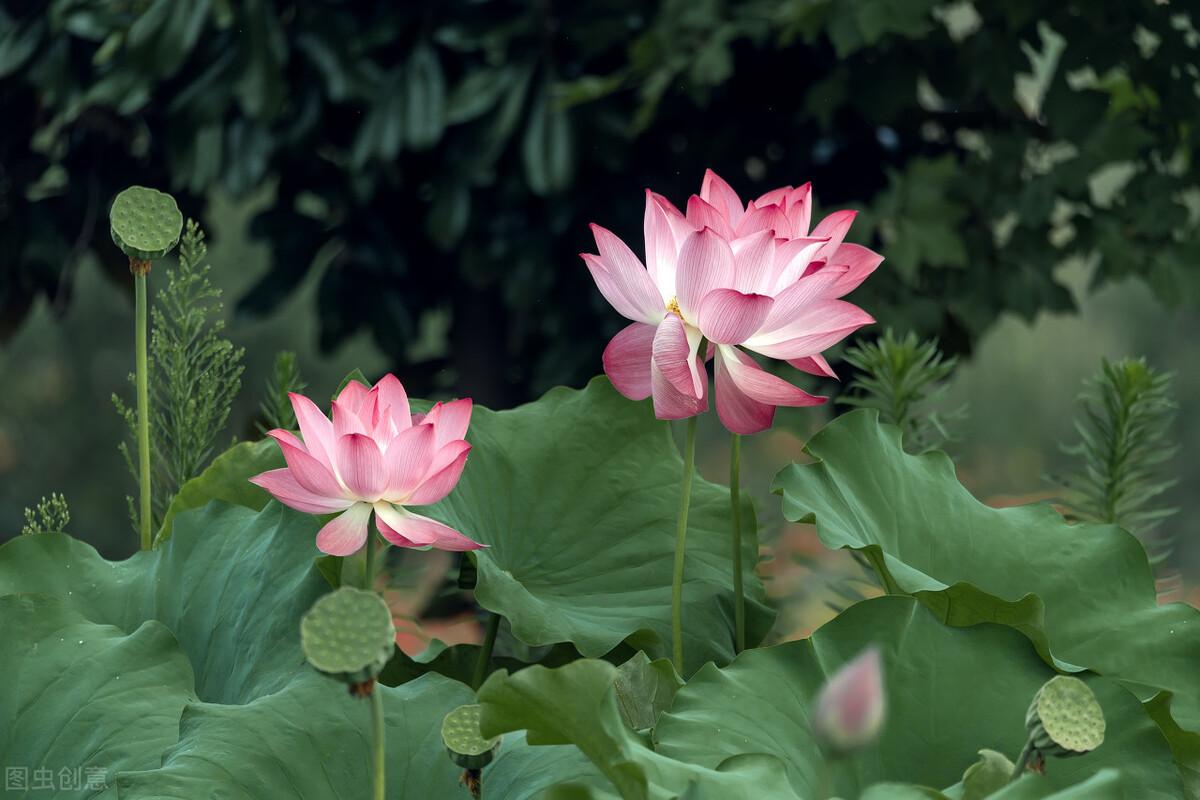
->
2;1;1198;623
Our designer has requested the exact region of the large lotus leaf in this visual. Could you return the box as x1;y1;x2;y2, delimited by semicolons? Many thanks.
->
427;377;773;673
0;502;325;702
115;673;472;799
0;506;513;798
653;596;1181;799
477;658;802;800
485;734;616;800
773;410;1200;733
0;594;196;798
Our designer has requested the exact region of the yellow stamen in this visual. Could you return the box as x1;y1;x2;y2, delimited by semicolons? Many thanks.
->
666;296;682;316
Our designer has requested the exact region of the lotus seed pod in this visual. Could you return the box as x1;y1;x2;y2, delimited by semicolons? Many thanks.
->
442;704;501;770
811;646;886;755
300;587;396;688
109;186;184;269
1024;676;1105;758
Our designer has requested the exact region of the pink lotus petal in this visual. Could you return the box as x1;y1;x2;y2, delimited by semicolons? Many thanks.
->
372;373;412;428
586;224;665;324
406;445;470;505
697;289;774;345
652;313;704;398
650;351;708;420
315;503;373;556
336;380;370;413
785;183;813;237
772;237;831;289
267;430;345;497
700;169;745;226
730;230;777;294
734;203;789;239
715;346;825;434
424;398;472;449
332;398;368;439
335;433;388;501
757;268;848;337
789;354;839;380
750;300;874;358
603;321;657;400
249;469;355;514
685;195;735;240
676;227;735;318
582;253;663;326
375;503;485;551
428;439;471;476
826;243;884;297
811;209;858;261
384;423;437;498
644;190;689;295
754;185;792;207
289;392;335;468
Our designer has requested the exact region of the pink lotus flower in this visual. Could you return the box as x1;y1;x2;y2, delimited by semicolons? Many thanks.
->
583;169;879;433
811;646;886;754
250;374;484;556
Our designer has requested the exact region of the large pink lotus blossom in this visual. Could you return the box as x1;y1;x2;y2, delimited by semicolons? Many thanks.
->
250;374;484;556
583;169;879;433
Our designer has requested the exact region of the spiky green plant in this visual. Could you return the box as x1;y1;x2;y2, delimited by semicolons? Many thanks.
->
257;351;306;434
21;493;70;535
839;329;966;453
114;220;245;537
1056;357;1178;570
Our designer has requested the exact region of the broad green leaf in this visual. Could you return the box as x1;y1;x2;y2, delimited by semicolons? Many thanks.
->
116;673;472;799
773;410;1200;733
477;659;801;800
0;594;196;790
614;652;683;733
0;504;483;798
427;377;773;674
653;597;1181;798
156;438;280;543
485;734;615;800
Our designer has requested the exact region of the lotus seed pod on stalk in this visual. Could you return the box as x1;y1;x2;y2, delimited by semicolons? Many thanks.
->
109;186;184;272
1024;675;1105;759
300;586;396;695
442;704;502;770
811;646;886;756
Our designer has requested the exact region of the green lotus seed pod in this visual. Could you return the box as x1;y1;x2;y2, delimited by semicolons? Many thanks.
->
300;587;396;687
1025;676;1105;758
109;186;184;267
442;704;501;770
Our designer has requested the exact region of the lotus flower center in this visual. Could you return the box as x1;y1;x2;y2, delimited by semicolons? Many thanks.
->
666;297;682;316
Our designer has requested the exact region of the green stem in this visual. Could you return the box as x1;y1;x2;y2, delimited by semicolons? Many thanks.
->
671;416;699;674
473;612;500;690
1010;739;1035;783
363;522;377;592
730;432;745;654
370;686;386;800
135;272;152;551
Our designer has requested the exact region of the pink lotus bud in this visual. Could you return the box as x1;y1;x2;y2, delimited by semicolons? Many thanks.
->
811;646;885;755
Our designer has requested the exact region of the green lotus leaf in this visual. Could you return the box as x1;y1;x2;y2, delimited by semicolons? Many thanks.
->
109;185;184;261
652;596;1181;799
773;410;1200;737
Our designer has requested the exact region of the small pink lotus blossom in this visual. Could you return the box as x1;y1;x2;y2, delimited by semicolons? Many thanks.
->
583;169;878;434
811;646;886;754
250;374;484;556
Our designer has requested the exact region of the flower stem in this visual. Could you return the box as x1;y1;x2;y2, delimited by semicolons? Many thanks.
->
473;612;500;690
370;686;386;800
730;432;745;654
363;522;377;592
1010;738;1034;783
671;415;699;674
135;272;152;551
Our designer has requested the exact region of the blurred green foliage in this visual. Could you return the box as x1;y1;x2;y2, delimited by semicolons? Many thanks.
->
2;0;1199;410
